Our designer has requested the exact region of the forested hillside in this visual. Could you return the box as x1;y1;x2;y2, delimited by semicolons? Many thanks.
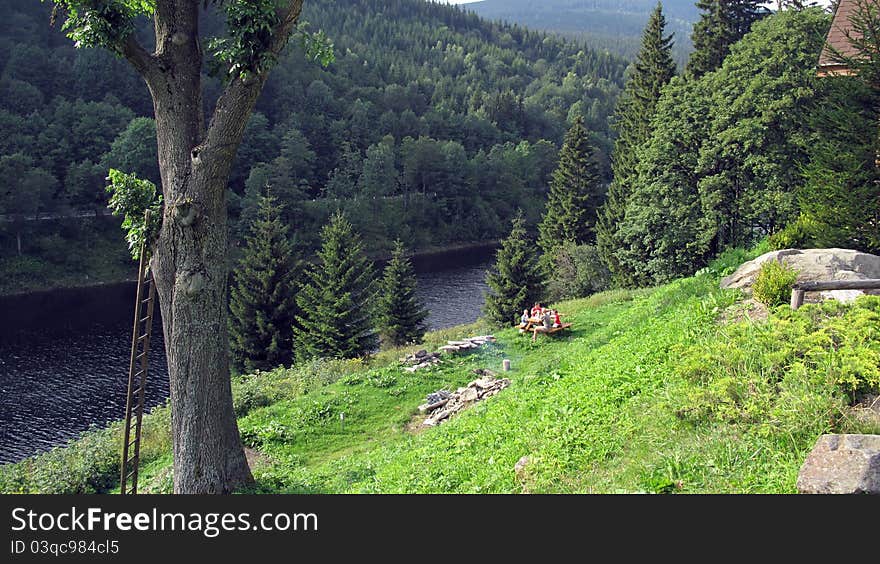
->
469;0;700;63
0;0;626;293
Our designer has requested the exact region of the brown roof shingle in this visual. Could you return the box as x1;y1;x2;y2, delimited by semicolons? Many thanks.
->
818;0;865;75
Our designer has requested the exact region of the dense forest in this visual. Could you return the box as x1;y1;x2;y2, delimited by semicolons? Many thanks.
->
0;0;628;293
594;2;880;288
469;0;701;63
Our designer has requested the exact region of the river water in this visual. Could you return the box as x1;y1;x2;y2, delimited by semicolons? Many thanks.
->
0;249;493;464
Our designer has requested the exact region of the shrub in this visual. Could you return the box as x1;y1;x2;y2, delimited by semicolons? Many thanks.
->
767;215;819;251
674;296;880;432
752;261;798;307
232;357;364;416
545;242;610;302
0;404;172;494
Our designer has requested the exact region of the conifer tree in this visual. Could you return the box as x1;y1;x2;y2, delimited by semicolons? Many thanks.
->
294;213;379;360
229;194;300;373
686;0;765;79
484;211;544;326
596;3;676;286
378;240;429;347
537;116;603;256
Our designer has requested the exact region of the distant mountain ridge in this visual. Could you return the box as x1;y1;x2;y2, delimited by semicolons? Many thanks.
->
467;0;699;62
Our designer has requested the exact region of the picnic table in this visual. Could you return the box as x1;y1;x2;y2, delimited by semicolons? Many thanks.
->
517;314;572;341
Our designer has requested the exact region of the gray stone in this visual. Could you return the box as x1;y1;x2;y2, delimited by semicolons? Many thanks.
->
796;434;880;494
459;387;479;403
720;248;880;305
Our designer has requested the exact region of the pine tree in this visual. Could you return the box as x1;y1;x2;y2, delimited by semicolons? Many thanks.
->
686;0;765;79
377;240;429;347
537;116;603;256
293;212;379;360
484;211;544;326
228;194;300;373
596;3;676;286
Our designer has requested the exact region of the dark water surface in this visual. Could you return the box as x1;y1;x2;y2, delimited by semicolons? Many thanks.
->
0;249;492;463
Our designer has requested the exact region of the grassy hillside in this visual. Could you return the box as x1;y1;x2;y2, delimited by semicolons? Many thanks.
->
3;248;878;494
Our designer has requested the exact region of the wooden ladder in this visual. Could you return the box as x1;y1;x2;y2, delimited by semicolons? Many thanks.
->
120;210;157;495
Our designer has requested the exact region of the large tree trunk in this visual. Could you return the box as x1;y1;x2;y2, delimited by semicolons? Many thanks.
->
112;0;304;493
146;1;252;494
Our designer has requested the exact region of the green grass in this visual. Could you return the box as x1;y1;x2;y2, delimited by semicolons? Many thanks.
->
3;246;878;494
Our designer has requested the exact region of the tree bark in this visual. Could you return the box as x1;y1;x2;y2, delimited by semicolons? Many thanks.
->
115;0;305;494
140;1;252;494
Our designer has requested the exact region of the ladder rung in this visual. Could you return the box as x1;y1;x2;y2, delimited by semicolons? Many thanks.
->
139;316;151;324
135;352;147;361
130;387;143;397
141;297;151;305
137;333;148;342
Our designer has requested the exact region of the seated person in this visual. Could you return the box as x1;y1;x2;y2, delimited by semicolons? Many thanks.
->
532;311;553;341
552;309;561;328
531;302;543;318
518;309;530;328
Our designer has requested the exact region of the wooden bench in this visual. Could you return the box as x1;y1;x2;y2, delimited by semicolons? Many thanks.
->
529;322;572;341
790;279;880;309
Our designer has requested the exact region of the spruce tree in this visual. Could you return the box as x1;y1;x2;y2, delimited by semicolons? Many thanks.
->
228;194;300;373
293;213;379;360
596;2;676;286
484;211;544;326
378;240;429;347
686;0;765;79
537;116;603;256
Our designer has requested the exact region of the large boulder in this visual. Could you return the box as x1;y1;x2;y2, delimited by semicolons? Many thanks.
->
796;434;880;494
720;248;880;303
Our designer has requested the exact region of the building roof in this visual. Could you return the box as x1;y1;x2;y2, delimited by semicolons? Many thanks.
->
818;0;863;77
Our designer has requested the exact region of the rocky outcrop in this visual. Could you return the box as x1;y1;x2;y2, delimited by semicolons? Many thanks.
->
720;248;880;303
796;434;880;494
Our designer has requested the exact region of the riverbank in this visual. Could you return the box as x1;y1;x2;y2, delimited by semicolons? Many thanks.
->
0;221;498;299
3;246;877;493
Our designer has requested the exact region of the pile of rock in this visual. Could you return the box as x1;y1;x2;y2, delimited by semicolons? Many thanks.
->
400;350;442;373
438;335;496;354
420;369;511;427
398;335;497;373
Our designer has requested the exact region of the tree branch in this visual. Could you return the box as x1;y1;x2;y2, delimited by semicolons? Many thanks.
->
120;34;159;82
202;0;305;163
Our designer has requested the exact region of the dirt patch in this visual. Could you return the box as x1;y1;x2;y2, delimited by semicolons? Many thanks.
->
846;394;880;432
404;414;429;435
245;447;271;470
718;298;769;324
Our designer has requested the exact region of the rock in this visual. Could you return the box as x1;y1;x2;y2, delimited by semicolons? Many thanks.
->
796;434;880;494
460;387;479;403
721;248;880;305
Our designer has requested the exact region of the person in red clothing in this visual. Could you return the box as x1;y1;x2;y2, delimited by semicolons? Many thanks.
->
552;309;561;328
531;302;542;317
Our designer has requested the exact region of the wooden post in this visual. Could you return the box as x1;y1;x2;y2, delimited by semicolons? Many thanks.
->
502;359;511;371
790;288;805;310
